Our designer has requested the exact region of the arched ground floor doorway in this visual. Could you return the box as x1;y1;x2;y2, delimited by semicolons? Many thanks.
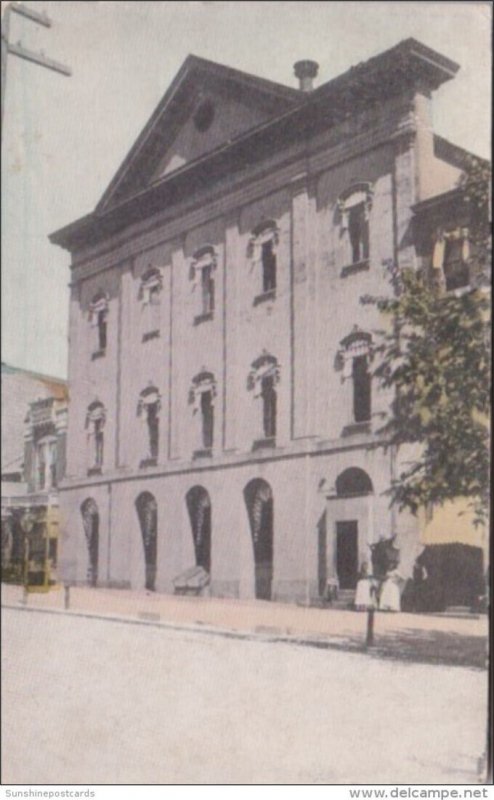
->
244;478;273;600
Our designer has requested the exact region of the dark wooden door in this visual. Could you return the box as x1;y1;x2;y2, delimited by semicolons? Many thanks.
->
336;521;359;589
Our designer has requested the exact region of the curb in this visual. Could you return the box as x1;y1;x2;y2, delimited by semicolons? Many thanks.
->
0;601;367;654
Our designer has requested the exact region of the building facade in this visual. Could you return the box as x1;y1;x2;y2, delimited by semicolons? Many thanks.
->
1;364;68;584
50;39;485;603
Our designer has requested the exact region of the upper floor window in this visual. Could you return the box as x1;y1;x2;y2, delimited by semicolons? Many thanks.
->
338;330;372;428
189;371;216;456
139;268;162;341
337;183;373;275
85;401;106;474
137;386;161;466
35;435;57;490
89;292;108;358
432;228;470;292
248;221;279;303
247;353;280;448
190;246;216;324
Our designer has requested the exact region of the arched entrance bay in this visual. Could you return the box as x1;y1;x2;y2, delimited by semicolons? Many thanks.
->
244;478;273;600
135;491;158;591
185;486;211;574
80;498;99;587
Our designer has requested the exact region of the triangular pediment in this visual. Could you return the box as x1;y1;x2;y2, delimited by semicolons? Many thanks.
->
97;56;301;213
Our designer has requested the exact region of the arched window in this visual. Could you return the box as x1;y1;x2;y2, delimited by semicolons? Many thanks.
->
337;183;373;273
185;486;212;573
244;478;274;600
89;291;108;358
135;491;158;591
80;498;99;586
248;221;279;302
139;267;162;340
189;246;216;323
336;468;373;497
189;371;216;456
338;329;372;425
137;386;160;466
85;402;106;474
247;353;280;448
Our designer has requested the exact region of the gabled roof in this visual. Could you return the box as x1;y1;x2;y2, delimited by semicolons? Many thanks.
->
96;54;302;214
50;38;461;253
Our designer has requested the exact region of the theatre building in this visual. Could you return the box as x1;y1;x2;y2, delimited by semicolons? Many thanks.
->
50;39;487;604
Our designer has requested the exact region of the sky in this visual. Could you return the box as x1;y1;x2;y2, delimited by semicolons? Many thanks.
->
1;0;491;379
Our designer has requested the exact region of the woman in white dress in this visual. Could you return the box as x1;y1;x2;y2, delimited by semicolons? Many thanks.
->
379;568;403;611
355;562;375;611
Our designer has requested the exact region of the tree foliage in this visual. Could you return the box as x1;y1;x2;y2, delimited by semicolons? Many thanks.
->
362;159;491;525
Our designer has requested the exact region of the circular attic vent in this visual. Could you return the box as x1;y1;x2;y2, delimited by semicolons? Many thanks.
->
193;100;215;132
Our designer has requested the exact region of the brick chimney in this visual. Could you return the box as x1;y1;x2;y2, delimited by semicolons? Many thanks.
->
294;60;319;92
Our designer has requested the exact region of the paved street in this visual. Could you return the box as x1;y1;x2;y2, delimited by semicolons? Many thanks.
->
1;606;488;784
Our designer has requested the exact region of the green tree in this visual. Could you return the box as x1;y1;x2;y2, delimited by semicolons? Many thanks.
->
362;159;491;525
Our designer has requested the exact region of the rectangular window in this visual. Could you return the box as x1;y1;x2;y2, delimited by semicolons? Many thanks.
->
262;240;277;293
147;404;159;460
94;420;104;467
37;449;46;490
444;239;469;291
348;204;369;264
352;355;371;423
201;265;215;315
201;391;214;449
261;376;277;438
97;310;107;351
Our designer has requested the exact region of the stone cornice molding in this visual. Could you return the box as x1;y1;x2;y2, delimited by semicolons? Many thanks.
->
69;115;420;286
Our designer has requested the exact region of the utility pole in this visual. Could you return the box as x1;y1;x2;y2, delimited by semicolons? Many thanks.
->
1;1;71;132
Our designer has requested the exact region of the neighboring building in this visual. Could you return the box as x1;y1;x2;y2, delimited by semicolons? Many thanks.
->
1;363;68;583
49;39;487;605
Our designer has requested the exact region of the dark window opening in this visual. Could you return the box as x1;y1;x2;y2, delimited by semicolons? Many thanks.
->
348;203;369;264
444;238;469;291
97;310;107;352
336;520;359;589
200;391;214;449
146;403;159;460
353;355;371;423
48;538;58;562
261;376;277;439
149;284;160;305
244;479;274;601
135;492;158;591
94;419;104;467
194;100;215;133
336;468;373;497
81;498;99;587
50;462;57;488
185;486;212;573
262;240;277;293
201;265;215;315
38;458;46;490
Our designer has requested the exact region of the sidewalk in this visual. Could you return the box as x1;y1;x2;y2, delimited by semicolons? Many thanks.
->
1;582;488;668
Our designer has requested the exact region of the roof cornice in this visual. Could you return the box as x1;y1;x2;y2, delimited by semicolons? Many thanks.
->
50;38;461;253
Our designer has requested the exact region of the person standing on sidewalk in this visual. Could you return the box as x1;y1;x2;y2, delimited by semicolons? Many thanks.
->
355;562;376;611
